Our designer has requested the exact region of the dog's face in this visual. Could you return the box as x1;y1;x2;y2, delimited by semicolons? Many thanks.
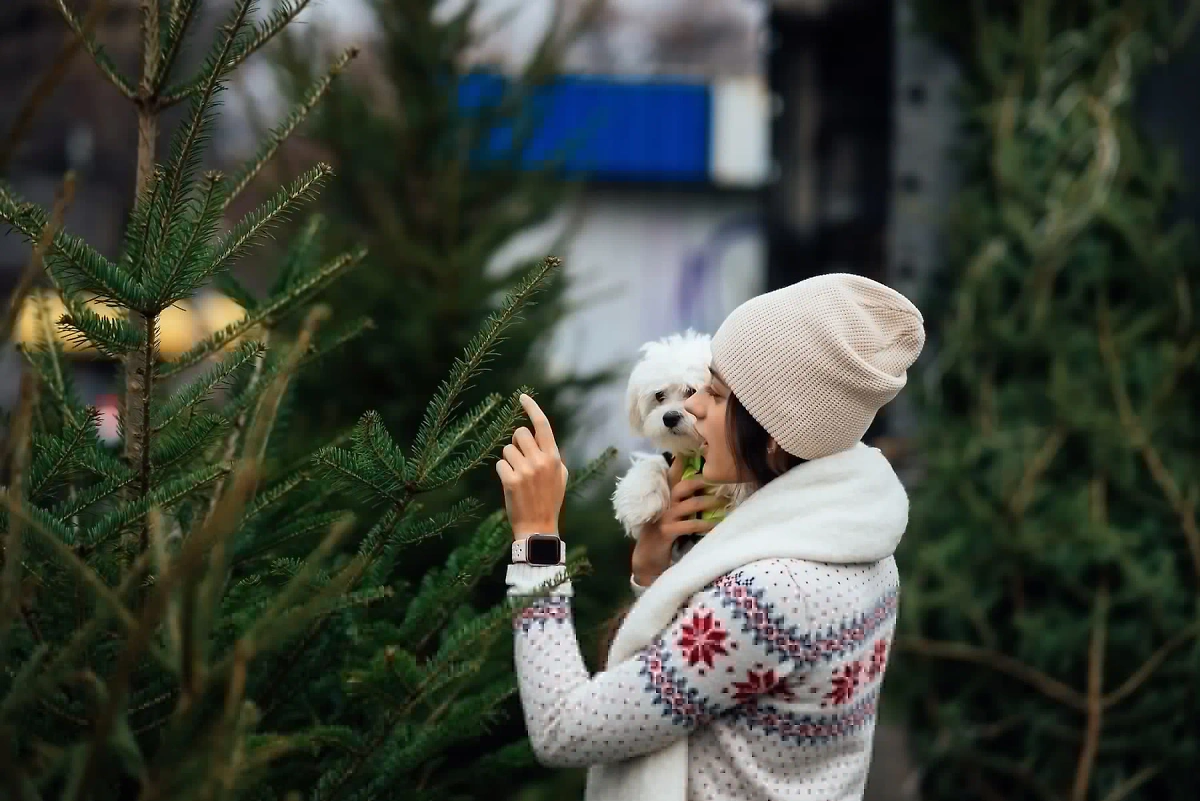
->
625;331;713;454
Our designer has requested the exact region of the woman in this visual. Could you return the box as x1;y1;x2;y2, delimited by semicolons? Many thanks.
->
497;273;925;801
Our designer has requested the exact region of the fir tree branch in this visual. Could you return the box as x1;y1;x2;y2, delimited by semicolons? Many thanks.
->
0;493;141;638
0;369;38;650
1007;427;1066;520
320;555;585;801
160;0;316;107
148;2;253;290
160;247;364;378
354;411;409;495
152;340;265;432
204;333;271;520
1070;583;1108;801
412;256;561;474
16;305;81;431
133;311;159;551
1098;764;1164;801
29;408;102;498
1;174;74;346
213;273;258;312
1;553;153;726
65;521;207;799
223;317;374;421
80;465;268;781
0;184;144;307
150;170;228;309
567;446;618;498
203;164;333;286
241;473;307;525
270;213;326;297
896;637;1087;711
57;294;147;358
311;446;407;508
224;48;359;207
49;0;137;100
256;506;410;722
138;0;162;97
414;393;501;483
154;0;201;91
67;434;131;483
422;390;530;489
242;306;329;497
1101;619;1200;709
1097;301;1200;580
232;514;356;656
233;510;347;566
52;470;138;521
149;413;229;475
86;464;229;547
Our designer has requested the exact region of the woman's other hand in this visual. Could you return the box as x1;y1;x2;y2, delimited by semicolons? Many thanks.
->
630;457;720;587
496;394;569;538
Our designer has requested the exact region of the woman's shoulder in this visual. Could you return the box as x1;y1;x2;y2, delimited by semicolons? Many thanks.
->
683;559;812;631
693;557;898;624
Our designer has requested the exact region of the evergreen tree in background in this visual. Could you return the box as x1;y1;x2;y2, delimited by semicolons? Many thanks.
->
273;0;608;500
268;14;634;800
0;2;598;798
897;2;1200;800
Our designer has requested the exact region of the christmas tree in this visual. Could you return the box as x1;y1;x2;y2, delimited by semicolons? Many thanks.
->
896;2;1200;800
0;2;598;798
271;0;608;487
266;14;634;798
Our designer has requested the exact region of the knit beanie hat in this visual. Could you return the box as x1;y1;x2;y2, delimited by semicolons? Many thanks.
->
711;273;925;461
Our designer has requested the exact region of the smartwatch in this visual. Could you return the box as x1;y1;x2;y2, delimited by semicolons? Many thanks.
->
511;534;566;566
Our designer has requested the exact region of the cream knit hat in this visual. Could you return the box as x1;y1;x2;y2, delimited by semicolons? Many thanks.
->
711;273;925;461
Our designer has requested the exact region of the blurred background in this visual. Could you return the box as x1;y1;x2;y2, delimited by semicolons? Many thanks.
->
3;0;1199;800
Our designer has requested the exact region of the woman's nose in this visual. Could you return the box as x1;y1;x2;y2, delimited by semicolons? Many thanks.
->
684;393;703;418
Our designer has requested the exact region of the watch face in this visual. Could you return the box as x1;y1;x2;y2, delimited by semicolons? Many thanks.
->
526;536;560;566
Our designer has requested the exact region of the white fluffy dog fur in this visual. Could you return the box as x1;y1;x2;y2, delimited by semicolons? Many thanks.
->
611;330;751;540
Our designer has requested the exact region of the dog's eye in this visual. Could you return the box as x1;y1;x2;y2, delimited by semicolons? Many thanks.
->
654;391;666;403
684;387;696;398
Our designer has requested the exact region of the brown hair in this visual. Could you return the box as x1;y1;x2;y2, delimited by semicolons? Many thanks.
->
727;392;805;485
597;392;803;669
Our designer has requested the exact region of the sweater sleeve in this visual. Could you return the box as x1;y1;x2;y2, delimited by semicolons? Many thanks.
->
511;570;809;768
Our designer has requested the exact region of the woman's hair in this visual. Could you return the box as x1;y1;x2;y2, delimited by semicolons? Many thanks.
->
726;391;805;487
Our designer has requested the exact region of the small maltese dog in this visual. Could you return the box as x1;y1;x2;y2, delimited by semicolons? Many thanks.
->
611;330;751;548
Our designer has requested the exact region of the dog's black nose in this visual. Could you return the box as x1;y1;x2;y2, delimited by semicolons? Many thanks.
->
663;411;683;429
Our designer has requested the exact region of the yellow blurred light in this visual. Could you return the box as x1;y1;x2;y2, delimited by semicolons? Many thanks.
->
13;290;248;360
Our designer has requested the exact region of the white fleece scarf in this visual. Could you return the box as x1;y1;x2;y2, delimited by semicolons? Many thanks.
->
585;443;910;801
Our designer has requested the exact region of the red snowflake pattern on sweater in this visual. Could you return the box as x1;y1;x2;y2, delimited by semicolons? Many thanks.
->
677;608;730;668
730;667;798;705
866;638;888;680
824;660;864;706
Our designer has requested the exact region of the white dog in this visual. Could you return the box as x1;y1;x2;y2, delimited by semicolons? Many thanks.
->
611;330;750;547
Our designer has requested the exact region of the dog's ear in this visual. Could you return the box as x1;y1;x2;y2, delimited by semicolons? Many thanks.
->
626;388;647;433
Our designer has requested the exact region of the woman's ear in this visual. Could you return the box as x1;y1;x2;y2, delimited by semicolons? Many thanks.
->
766;438;789;474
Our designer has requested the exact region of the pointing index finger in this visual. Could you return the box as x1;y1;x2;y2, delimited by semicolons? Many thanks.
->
519;393;558;454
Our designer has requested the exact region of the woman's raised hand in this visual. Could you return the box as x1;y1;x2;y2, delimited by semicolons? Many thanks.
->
496;394;569;539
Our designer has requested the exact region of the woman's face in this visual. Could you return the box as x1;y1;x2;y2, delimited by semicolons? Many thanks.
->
684;371;738;483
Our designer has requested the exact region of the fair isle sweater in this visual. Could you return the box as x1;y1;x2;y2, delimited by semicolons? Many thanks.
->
512;557;898;800
508;444;910;801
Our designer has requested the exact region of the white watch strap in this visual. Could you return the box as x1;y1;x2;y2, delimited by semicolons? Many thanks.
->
510;537;565;565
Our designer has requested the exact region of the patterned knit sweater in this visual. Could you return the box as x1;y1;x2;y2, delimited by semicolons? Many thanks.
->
511;555;899;801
